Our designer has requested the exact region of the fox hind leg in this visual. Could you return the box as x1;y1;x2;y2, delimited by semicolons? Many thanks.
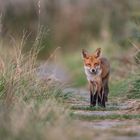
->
102;90;106;107
97;91;102;106
104;82;109;102
103;74;109;102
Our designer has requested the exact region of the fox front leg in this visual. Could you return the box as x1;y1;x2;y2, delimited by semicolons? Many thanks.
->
89;81;97;107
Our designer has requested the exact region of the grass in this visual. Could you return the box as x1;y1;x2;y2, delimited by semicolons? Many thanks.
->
0;36;87;140
63;52;87;87
71;105;120;111
72;113;140;121
0;99;100;140
0;33;73;104
0;100;68;140
110;73;140;99
0;37;102;140
109;79;130;98
127;75;140;99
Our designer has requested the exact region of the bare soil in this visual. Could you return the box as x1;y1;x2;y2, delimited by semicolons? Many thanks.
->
67;88;140;139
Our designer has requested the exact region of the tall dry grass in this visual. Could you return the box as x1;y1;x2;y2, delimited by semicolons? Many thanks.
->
0;34;104;140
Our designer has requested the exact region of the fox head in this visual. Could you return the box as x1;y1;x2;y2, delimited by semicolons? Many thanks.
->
82;48;102;76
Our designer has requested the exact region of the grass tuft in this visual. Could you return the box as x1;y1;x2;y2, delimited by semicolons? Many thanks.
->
72;113;140;121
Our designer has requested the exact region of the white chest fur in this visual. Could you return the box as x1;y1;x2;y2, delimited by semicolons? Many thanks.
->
84;66;102;82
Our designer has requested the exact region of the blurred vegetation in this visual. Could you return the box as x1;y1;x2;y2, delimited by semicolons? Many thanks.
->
0;36;92;140
0;0;140;55
1;0;140;91
0;1;140;139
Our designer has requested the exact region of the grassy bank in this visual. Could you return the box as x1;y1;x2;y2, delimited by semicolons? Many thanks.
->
0;39;102;140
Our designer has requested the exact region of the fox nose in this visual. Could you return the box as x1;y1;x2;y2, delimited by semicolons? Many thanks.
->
91;69;95;73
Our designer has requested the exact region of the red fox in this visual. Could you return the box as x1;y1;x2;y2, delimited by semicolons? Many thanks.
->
82;48;110;107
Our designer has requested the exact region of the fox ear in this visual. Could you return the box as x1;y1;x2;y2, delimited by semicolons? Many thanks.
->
94;48;101;58
82;49;88;58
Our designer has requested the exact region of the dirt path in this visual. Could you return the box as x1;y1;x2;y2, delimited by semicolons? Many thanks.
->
38;63;140;139
66;88;140;139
